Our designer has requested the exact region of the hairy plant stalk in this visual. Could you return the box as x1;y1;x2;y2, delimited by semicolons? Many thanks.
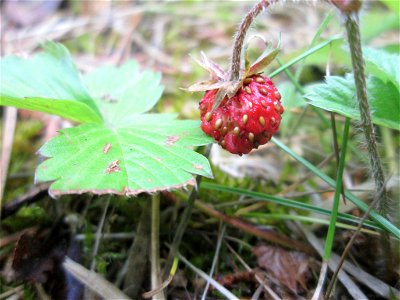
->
344;14;387;216
339;4;394;279
230;0;276;81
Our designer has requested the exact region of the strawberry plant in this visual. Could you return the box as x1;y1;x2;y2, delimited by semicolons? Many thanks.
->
1;0;399;299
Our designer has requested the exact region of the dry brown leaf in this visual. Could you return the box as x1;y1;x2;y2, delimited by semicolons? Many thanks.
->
253;245;310;294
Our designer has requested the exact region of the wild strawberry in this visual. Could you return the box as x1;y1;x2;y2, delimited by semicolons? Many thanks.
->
188;41;283;155
199;75;283;155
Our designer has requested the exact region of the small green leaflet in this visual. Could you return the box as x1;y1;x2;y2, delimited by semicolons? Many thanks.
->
1;43;213;196
84;61;164;125
305;74;400;131
0;43;102;123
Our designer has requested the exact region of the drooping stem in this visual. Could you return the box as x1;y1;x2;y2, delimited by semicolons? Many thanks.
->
229;0;275;81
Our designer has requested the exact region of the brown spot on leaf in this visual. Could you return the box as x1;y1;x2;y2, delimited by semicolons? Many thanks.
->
193;164;204;170
105;160;120;174
103;143;112;154
165;135;180;146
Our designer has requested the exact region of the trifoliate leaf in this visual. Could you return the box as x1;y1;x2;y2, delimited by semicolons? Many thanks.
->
305;74;400;130
0;43;102;123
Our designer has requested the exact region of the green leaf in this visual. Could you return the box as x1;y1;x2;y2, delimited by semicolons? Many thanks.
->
0;43;102;123
32;56;213;196
36;118;212;196
363;47;400;90
84;61;164;125
305;74;400;130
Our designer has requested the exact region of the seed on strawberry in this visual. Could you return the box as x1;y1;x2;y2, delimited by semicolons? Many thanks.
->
259;116;265;126
242;114;248;125
215;119;222;129
248;132;254;142
199;74;283;155
256;76;265;83
259;87;268;96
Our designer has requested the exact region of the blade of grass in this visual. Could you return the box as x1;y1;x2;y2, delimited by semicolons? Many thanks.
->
324;117;350;260
201;182;380;231
271;137;400;239
269;35;342;78
244;212;378;235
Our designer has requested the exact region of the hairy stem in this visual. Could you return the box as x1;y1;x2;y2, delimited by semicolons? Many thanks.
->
344;14;387;216
342;8;394;279
229;0;275;81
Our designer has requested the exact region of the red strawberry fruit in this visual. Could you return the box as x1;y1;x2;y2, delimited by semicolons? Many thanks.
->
188;42;283;155
199;74;283;155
